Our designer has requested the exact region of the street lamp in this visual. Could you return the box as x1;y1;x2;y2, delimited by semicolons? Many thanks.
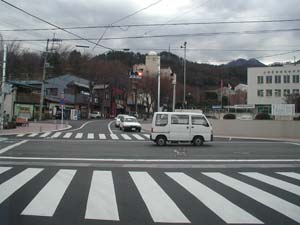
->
181;42;187;108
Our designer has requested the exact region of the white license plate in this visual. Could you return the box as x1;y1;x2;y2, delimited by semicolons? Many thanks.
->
132;128;136;131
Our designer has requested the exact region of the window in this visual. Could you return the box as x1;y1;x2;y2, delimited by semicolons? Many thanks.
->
293;75;299;83
257;90;264;97
284;89;290;96
192;116;208;126
284;75;290;83
46;88;58;96
155;114;168;126
266;76;272;84
266;89;272;97
275;75;281;83
257;76;264;84
293;89;299;95
275;89;281;97
171;115;189;125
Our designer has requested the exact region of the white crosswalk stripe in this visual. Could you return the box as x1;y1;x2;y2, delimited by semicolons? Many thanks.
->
241;172;300;196
85;171;119;221
167;172;262;224
51;132;62;138
63;132;72;139
0;167;12;174
22;169;76;216
277;172;300;180
0;168;43;204
87;133;94;139
204;172;300;223
75;133;83;139
132;134;144;140
16;133;26;137
28;133;38;137
130;171;190;223
121;134;131;140
143;134;150;139
99;134;106;139
40;132;51;138
110;134;119;140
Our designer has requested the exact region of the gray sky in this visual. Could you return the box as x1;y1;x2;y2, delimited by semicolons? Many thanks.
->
0;0;300;64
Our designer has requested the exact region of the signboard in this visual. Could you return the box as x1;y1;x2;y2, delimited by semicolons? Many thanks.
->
271;104;295;116
14;104;34;119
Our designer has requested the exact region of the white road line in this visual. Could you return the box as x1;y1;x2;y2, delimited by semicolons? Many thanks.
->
0;140;28;155
0;167;12;174
51;132;61;138
204;172;300;223
286;142;300;146
110;134;119;140
130;171;190;223
276;172;300;180
108;121;114;134
99;134;106;139
87;133;94;139
28;133;38;137
40;132;51;138
143;134;150;139
22;169;76;217
63;132;72;139
16;133;26;137
75;133;83;139
66;120;94;132
241;172;300;196
85;171;119;221
132;134;144;140
167;172;262;224
0;168;43;204
121;134;131;140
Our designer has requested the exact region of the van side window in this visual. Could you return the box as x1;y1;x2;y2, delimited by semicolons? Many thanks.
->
171;115;189;125
155;114;168;126
192;116;209;126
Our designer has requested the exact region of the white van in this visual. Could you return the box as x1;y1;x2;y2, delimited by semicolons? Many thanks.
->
150;112;213;146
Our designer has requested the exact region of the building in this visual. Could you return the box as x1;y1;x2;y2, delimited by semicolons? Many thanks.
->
248;63;300;113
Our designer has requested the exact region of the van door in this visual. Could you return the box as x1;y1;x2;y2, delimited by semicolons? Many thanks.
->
169;114;191;141
191;115;210;141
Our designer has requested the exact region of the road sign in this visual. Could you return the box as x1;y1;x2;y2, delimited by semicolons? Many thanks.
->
59;99;65;105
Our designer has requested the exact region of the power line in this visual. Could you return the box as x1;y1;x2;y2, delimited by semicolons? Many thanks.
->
0;0;112;50
1;18;300;32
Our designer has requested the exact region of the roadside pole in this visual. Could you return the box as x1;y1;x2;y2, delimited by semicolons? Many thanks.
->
60;91;64;126
171;73;176;112
157;56;161;112
0;44;7;130
39;39;49;121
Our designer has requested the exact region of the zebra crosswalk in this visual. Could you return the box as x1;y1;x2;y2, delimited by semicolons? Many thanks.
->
14;132;151;141
0;166;300;224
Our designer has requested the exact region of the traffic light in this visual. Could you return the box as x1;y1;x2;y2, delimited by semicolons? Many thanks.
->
135;70;143;79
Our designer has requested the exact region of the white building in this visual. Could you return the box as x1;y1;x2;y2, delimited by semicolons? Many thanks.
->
247;63;300;113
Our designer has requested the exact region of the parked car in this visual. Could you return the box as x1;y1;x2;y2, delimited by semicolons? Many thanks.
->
150;112;213;146
120;116;141;132
115;114;126;127
89;111;102;119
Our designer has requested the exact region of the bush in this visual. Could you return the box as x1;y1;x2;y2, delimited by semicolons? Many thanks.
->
223;113;236;119
255;113;271;120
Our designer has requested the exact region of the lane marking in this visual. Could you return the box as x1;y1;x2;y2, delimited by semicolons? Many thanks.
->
40;132;51;138
75;133;83;139
28;133;38;137
50;132;61;138
0;167;12;174
66;121;94;132
16;133;26;137
276;172;300;180
99;134;106;139
87;133;94;139
63;132;72;139
108;121;114;134
132;134;144;140
110;134;119;140
121;134;131;140
85;171;119;221
130;171;190;223
0;168;43;204
241;172;300;196
0;140;28;155
22;169;76;217
143;134;150;139
204;172;300;223
286;142;300;146
167;172;262;224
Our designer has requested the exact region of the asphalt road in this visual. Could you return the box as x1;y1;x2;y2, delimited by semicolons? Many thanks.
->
0;120;299;225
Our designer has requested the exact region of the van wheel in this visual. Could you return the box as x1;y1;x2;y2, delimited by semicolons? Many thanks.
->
156;136;166;146
193;136;204;146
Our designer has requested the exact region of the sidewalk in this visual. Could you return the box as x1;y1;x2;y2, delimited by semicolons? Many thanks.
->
0;122;71;136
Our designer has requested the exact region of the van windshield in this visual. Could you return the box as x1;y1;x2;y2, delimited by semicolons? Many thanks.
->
155;114;168;126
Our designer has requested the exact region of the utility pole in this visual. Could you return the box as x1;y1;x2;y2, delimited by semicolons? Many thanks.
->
1;44;7;130
181;42;187;108
157;55;161;112
39;39;49;121
171;73;176;112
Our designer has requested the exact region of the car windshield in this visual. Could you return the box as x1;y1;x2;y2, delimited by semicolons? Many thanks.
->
125;118;137;122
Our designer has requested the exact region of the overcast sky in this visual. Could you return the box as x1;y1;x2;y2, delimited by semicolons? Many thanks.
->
0;0;300;64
